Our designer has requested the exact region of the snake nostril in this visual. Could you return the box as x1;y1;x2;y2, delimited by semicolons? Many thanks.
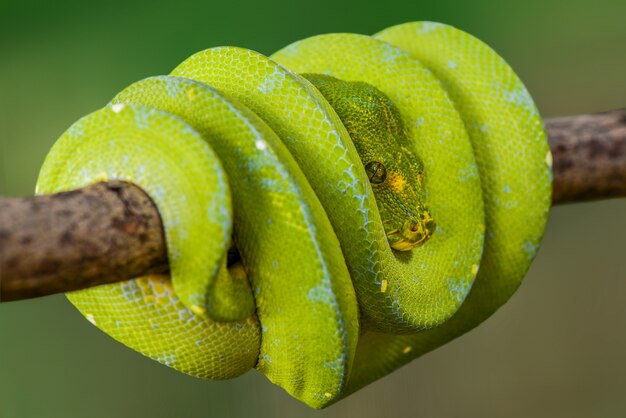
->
409;223;419;232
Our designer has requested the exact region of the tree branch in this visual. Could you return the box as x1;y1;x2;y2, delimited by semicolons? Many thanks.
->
1;109;625;302
0;181;168;301
548;109;626;203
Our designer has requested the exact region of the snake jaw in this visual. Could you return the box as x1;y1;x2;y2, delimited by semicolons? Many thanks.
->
388;211;435;251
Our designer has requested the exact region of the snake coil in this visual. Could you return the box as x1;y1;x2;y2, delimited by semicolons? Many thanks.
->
36;22;552;409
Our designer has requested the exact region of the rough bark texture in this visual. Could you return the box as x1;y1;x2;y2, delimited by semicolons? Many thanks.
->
547;109;626;203
0;110;625;302
0;181;167;301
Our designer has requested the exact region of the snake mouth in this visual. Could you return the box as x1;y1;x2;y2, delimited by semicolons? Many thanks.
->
389;231;430;251
387;214;436;251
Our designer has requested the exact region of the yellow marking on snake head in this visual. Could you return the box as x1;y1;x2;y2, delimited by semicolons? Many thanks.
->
387;171;407;194
324;392;333;398
380;279;388;293
423;210;433;225
471;264;479;276
415;171;423;186
402;346;412;354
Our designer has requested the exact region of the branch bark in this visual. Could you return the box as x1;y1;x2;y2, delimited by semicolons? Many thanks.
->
0;182;168;301
548;109;626;203
1;109;625;302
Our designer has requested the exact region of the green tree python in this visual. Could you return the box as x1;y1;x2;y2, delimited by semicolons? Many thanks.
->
35;21;552;409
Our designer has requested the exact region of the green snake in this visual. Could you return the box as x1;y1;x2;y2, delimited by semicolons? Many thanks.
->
35;21;552;409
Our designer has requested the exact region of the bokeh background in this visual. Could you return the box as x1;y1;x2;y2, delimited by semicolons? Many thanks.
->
1;0;625;416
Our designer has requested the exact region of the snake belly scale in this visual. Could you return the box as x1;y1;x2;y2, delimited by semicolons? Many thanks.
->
36;21;551;408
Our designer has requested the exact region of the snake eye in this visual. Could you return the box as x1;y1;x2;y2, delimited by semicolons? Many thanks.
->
365;161;387;184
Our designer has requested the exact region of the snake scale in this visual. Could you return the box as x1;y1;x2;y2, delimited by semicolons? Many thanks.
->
36;21;552;409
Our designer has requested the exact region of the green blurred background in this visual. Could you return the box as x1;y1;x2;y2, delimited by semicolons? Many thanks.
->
1;0;625;416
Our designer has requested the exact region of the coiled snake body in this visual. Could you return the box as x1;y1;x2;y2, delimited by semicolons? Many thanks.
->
36;22;551;409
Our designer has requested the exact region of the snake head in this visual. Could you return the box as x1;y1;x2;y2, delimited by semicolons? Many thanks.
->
365;151;435;252
376;158;436;251
304;73;436;251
